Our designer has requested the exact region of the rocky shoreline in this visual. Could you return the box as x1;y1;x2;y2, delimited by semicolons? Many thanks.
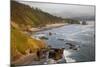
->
11;23;82;66
11;47;66;66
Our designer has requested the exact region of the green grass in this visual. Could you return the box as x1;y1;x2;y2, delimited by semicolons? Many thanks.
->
11;26;47;61
11;27;29;54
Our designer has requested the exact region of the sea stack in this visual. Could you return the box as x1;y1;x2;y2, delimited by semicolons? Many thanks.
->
82;20;87;25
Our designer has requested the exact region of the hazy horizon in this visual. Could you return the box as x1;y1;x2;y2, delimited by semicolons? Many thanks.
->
15;0;95;20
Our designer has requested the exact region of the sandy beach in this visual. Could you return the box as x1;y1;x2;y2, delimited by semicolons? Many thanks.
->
29;23;67;32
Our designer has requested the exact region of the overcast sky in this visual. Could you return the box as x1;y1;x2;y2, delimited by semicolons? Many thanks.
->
16;0;95;19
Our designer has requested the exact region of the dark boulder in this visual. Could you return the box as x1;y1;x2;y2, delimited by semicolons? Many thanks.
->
48;32;52;36
49;48;64;60
82;20;87;25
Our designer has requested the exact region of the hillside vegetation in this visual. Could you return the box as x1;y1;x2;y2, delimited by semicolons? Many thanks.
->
11;1;64;31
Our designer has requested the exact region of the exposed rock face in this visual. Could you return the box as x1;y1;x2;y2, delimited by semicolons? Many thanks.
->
48;32;52;36
49;48;64;60
36;49;47;60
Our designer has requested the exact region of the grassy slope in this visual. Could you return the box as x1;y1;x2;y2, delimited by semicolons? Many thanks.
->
11;25;47;61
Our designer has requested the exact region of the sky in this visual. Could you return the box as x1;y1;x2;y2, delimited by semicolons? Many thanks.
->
16;0;95;20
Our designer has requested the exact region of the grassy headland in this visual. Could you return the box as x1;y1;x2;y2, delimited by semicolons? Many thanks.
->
11;1;80;65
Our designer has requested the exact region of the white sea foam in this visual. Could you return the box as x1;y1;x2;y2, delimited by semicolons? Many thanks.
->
63;50;76;63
